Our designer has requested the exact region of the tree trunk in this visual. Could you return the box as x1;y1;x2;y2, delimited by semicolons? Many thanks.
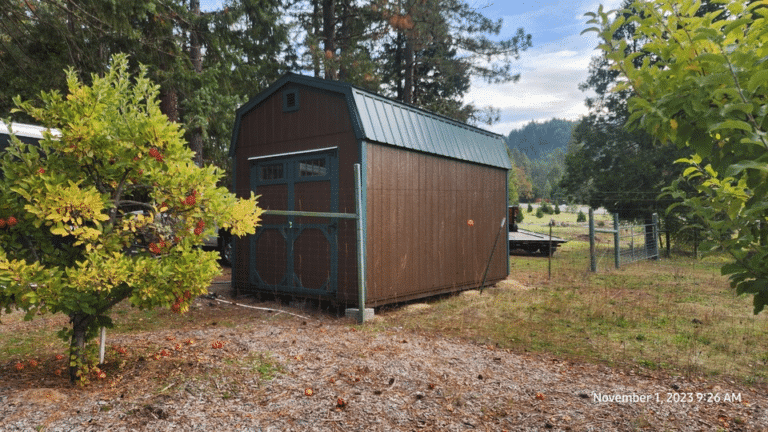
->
68;313;94;383
160;89;179;123
403;34;414;105
394;33;404;100
189;0;204;166
312;0;321;77
322;0;337;80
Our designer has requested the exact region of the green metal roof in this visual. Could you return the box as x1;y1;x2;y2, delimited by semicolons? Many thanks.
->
232;73;511;170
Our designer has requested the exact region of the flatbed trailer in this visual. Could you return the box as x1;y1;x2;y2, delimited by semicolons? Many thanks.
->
508;205;567;256
509;228;567;256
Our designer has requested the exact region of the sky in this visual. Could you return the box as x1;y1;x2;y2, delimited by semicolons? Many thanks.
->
201;0;624;137
466;0;624;135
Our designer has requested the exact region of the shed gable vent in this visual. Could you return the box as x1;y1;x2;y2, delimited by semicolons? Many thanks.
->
282;89;299;112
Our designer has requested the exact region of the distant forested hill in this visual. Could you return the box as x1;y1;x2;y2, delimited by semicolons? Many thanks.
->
506;119;577;160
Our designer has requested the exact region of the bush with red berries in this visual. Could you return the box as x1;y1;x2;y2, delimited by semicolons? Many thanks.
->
0;54;263;384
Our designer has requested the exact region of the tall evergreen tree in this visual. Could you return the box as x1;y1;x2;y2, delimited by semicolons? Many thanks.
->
290;0;381;90
289;0;531;124
376;0;531;123
0;0;291;175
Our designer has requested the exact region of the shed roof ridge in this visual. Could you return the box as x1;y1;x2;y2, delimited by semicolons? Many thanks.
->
272;72;502;139
231;72;511;170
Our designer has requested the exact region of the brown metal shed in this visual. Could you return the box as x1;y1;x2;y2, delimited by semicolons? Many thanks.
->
230;73;510;307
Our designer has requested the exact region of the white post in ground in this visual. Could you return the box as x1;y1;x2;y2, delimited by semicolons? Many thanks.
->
99;327;106;364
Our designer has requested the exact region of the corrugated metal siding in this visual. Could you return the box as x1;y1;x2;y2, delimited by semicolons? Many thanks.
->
351;89;511;170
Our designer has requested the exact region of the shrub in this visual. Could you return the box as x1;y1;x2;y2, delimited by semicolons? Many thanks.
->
540;201;553;214
0;55;263;383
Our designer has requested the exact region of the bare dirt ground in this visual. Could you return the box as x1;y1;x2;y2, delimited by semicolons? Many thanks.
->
1;271;767;431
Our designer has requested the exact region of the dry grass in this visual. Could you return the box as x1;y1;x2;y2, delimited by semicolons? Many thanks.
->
377;241;768;385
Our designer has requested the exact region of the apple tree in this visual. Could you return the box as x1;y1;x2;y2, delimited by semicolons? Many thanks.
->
585;0;768;312
0;54;263;382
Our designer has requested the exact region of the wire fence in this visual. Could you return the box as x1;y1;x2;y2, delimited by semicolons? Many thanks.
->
616;219;659;264
512;206;661;273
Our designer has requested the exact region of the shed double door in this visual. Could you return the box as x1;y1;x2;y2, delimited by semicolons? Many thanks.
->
250;149;339;296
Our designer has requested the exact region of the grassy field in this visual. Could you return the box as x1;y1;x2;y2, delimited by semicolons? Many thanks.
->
377;238;768;385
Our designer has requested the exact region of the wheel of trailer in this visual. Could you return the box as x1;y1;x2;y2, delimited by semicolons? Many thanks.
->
539;245;551;256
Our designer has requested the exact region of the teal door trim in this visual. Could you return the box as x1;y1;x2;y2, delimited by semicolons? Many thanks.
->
250;148;339;296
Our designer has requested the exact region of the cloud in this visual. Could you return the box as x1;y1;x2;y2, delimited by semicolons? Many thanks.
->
466;37;599;135
465;0;625;136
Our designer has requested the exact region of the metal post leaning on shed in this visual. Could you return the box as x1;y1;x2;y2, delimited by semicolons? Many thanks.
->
354;163;367;324
480;217;506;294
589;208;596;273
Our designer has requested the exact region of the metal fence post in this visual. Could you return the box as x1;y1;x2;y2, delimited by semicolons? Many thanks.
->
354;163;367;324
614;213;620;269
652;213;659;260
589;208;596;272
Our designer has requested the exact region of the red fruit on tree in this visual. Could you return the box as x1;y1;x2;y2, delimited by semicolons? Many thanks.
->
0;219;6;229
185;194;196;206
194;226;203;236
7;216;17;227
149;243;161;254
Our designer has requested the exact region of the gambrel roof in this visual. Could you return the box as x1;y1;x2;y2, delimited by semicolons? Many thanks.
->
231;73;511;170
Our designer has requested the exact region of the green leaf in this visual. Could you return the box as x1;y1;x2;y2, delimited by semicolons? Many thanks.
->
723;18;752;38
747;69;768;92
708;119;754;133
694;52;726;65
682;166;700;177
50;226;69;236
724;160;768;177
752;286;768;315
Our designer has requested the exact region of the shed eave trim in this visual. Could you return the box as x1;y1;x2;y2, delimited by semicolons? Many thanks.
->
247;146;338;162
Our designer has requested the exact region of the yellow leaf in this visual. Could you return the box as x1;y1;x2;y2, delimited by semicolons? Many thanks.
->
670;119;678;130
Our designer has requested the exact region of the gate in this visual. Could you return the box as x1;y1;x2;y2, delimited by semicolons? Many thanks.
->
249;148;340;296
